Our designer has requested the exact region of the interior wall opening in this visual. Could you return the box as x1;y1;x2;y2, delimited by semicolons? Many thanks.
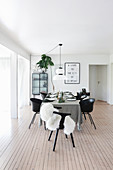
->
89;65;107;102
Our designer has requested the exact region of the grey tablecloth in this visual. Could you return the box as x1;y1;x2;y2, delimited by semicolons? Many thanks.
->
52;100;82;130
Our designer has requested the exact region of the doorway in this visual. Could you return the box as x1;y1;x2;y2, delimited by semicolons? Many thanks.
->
89;65;107;101
111;63;113;104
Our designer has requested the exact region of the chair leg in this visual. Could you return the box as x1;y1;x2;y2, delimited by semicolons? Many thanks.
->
65;134;68;139
53;129;59;151
83;112;86;120
29;113;37;129
88;114;96;129
88;113;93;124
90;114;96;129
29;122;32;129
48;131;53;141
70;133;75;147
44;121;46;130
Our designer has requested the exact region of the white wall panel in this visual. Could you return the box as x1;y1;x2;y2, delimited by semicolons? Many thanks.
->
31;54;109;96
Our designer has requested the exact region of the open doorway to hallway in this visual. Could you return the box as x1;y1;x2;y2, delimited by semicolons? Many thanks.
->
89;65;107;102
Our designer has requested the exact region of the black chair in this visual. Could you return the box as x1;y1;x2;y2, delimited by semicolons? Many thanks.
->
76;92;87;100
40;92;47;100
76;91;90;100
79;98;96;129
48;112;75;151
82;88;86;94
29;98;42;129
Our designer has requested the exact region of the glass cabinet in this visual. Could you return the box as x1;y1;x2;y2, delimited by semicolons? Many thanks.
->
32;73;48;95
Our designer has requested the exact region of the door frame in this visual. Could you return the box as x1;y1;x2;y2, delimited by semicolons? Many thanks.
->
88;64;108;101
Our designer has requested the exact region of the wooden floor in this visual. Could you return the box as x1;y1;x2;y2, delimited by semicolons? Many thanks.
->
0;101;113;170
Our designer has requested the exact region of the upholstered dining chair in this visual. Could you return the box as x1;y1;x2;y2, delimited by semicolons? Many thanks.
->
79;98;96;129
40;103;75;151
29;98;42;129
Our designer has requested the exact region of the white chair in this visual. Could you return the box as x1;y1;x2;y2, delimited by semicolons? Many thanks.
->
40;103;76;151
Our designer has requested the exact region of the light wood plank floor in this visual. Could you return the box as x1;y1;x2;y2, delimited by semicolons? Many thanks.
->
0;101;113;170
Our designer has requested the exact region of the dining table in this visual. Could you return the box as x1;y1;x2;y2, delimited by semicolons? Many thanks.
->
41;94;83;131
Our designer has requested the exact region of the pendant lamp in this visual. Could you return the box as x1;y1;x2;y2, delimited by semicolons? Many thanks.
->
53;44;67;80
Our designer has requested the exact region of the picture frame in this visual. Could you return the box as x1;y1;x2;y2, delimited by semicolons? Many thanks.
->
64;62;80;84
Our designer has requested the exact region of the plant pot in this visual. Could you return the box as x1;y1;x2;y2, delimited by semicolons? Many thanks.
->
42;68;47;73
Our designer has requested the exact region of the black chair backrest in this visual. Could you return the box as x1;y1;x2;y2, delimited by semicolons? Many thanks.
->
76;92;82;100
79;98;95;112
30;98;42;112
76;92;87;100
82;88;86;94
54;111;71;129
40;92;47;100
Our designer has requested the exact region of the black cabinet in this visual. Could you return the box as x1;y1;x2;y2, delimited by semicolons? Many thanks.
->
32;73;48;95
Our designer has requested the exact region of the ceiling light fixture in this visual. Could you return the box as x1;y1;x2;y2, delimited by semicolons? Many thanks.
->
53;44;67;80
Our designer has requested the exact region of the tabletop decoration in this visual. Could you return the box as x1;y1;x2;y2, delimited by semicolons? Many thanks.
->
57;91;65;103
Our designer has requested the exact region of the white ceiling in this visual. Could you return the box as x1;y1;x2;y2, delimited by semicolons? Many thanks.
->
0;0;113;55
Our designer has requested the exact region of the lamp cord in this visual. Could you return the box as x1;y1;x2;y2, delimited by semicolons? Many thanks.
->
60;45;61;67
45;43;63;68
45;44;59;55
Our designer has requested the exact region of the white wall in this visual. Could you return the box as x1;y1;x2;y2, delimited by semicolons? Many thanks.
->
31;54;109;96
0;31;30;60
18;55;30;108
10;53;18;118
54;54;109;94
107;55;113;104
0;40;30;118
89;65;97;99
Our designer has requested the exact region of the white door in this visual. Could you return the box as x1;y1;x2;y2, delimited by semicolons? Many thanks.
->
111;63;113;104
89;65;107;101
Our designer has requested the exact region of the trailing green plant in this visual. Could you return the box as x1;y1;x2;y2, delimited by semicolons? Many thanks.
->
36;54;54;71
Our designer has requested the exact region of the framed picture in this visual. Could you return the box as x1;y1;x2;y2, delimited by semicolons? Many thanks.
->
64;62;80;84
